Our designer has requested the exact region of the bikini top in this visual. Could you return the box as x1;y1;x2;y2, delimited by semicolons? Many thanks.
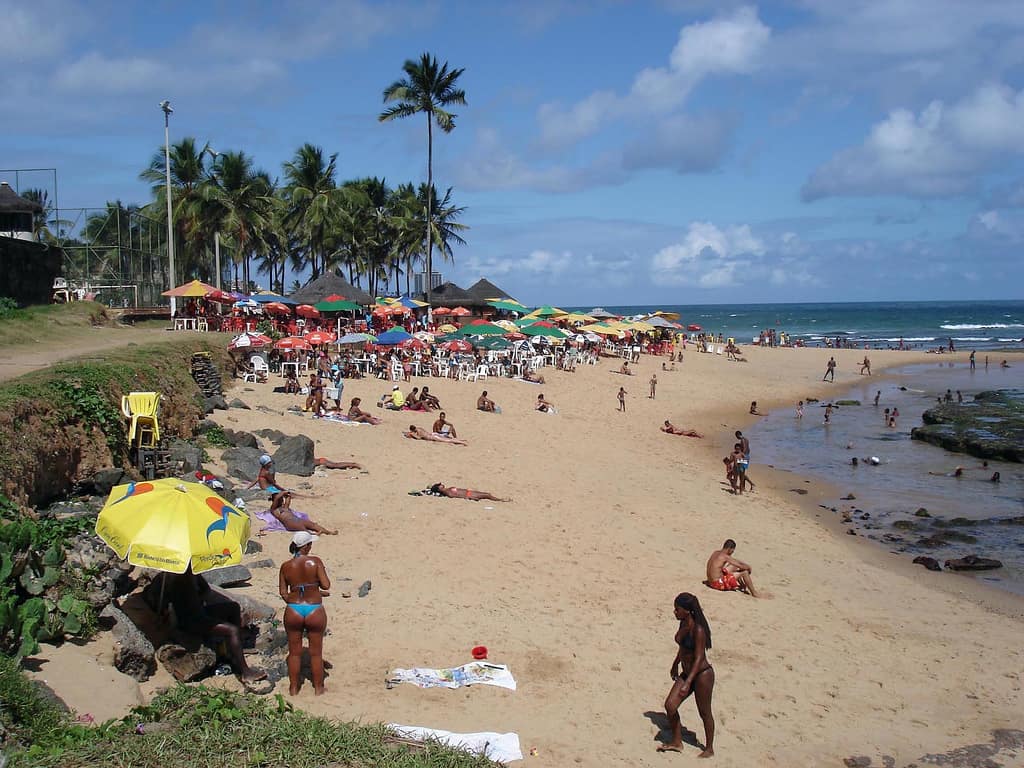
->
677;625;695;652
291;554;320;598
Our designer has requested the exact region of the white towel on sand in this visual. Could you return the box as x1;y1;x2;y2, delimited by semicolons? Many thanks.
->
387;661;517;690
387;724;523;763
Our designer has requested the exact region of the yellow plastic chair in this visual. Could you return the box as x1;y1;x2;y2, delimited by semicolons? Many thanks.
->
121;392;161;447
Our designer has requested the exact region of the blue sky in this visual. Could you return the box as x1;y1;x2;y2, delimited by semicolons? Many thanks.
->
2;0;1023;305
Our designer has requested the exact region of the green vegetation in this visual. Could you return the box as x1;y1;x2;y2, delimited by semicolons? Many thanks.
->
0;497;97;657
0;302;109;348
202;424;232;448
3;683;497;768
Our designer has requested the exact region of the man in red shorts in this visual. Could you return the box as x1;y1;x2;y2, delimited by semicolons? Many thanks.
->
705;539;759;597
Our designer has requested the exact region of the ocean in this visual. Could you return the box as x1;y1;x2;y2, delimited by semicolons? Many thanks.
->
568;300;1024;352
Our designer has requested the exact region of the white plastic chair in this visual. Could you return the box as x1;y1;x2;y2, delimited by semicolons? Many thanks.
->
474;364;488;382
248;355;269;382
390;361;403;381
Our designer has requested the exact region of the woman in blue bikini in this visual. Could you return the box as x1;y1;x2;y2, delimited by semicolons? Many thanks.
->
279;531;331;695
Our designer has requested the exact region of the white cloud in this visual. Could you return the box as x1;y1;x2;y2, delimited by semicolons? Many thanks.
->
803;83;1024;200
53;53;165;94
0;4;73;61
537;6;769;149
651;221;765;286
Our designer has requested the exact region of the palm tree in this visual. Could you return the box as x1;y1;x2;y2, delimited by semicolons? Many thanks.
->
281;144;338;280
389;182;424;295
20;188;69;243
421;183;468;271
379;53;466;317
204;151;276;291
139;138;215;281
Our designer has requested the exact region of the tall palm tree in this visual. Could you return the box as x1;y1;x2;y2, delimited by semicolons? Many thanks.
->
204;151;275;290
420;183;468;271
389;182;424;295
20;188;69;243
281;144;338;280
140;137;215;281
379;53;466;317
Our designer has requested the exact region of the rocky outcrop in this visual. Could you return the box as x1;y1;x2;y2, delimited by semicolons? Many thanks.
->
944;555;1003;571
911;390;1023;462
222;447;264;481
157;643;217;682
272;435;315;476
99;603;156;681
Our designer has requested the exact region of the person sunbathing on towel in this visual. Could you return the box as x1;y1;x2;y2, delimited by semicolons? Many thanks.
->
522;369;546;384
255;455;338;535
429;483;511;502
404;425;468;445
705;539;759;597
661;420;703;438
347;397;382;424
314;457;363;470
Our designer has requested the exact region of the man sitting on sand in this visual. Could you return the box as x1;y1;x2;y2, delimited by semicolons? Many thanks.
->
477;390;498;412
377;385;405;410
428;483;511;502
661;420;703;438
432;412;458;438
404;425;468;445
619;361;632;375
706;539;759;597
536;393;555;413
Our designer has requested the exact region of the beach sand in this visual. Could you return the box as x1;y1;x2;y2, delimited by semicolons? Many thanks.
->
31;345;1024;766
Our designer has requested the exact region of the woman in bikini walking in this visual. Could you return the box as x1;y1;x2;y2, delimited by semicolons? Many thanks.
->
279;531;331;696
659;592;716;758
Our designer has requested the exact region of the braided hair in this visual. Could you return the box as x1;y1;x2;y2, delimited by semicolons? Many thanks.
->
674;592;712;649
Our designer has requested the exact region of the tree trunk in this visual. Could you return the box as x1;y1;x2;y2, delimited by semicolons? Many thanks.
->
425;113;433;323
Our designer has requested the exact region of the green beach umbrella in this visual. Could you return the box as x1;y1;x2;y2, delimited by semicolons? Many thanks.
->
521;323;570;338
455;323;507;336
315;299;363;313
487;299;528;312
526;305;566;318
475;336;513;350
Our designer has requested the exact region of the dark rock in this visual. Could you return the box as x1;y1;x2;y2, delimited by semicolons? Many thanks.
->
272;435;315;476
844;757;871;768
223;428;258;449
228;398;251;410
846;529;856;535
913;556;942;571
221;447;264;481
286;405;303;413
167;439;204;475
204;394;229;413
998;516;1024;526
893;520;921;531
100;603;156;681
806;397;819;403
255;428;287;444
931;517;975;528
944;555;1003;571
789;488;809;495
914;508;931;517
835;400;861;406
245;540;263;555
912;390;1023;462
195;419;218;434
156;643;217;682
255;405;279;415
841;494;856;500
916;537;950;548
202;565;252;588
207;585;276;624
246;558;275;569
87;468;128;496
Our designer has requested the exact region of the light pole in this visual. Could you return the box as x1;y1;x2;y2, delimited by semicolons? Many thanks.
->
160;100;177;316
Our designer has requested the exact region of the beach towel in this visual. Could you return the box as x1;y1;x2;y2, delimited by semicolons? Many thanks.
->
318;412;370;425
254;508;310;532
387;725;522;763
387;661;517;691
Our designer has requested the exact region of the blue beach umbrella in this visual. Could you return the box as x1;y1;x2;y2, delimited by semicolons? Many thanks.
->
375;328;413;346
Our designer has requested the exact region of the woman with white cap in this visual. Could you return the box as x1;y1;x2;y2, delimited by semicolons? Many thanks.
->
256;454;338;535
279;531;331;695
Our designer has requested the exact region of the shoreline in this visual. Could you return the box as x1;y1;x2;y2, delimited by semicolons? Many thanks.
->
27;343;1024;766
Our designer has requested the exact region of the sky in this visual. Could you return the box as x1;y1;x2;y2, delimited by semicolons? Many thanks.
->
2;0;1024;306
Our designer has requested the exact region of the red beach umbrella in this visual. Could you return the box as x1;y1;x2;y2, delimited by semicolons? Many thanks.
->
323;294;347;302
264;302;292;316
441;339;473;352
687;324;702;332
399;337;427;350
275;336;311;351
205;288;237;305
449;307;471;317
304;330;336;345
295;304;321;319
433;307;452;315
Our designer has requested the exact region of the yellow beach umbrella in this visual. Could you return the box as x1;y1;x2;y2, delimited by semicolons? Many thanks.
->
625;320;656;332
438;323;458;334
579;323;621;336
162;279;217;298
559;312;596;325
96;478;250;574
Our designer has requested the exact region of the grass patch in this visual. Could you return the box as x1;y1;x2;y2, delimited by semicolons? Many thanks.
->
0;302;110;349
6;683;499;768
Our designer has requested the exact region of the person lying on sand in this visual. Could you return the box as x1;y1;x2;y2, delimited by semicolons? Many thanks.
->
705;539;759;597
661;420;703;438
314;457;363;470
348;397;382;424
428;483;511;502
404;425;468;445
522;370;546;384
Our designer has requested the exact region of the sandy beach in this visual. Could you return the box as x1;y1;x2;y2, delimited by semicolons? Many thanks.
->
32;345;1024;766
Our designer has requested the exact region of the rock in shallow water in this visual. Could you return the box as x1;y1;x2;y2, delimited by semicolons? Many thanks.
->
944;555;1003;571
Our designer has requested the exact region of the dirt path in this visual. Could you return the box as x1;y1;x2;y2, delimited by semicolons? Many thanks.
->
0;327;201;381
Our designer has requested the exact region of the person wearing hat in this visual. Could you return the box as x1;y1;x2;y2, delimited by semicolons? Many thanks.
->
378;384;405;410
279;531;331;695
256;455;338;535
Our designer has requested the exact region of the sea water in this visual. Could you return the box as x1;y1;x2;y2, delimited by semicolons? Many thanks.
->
746;361;1024;594
572;300;1024;352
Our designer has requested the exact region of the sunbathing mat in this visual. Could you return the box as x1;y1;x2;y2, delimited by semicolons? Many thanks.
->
387;724;522;763
387;661;517;691
254;509;310;532
317;413;370;425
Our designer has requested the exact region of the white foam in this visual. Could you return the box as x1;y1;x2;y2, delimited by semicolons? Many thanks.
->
940;323;1024;330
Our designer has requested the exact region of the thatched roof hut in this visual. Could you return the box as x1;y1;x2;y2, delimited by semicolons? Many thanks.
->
288;272;372;305
421;281;477;307
466;278;518;304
